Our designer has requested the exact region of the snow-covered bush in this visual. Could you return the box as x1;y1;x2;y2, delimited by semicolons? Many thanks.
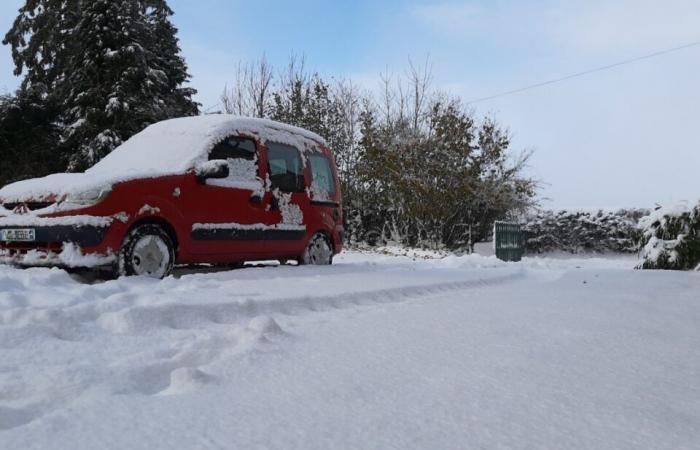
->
637;202;700;271
523;209;649;254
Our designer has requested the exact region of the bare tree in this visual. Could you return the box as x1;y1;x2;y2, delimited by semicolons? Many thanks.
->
220;55;274;117
407;56;433;132
332;78;362;196
220;61;249;115
247;54;273;118
378;68;396;129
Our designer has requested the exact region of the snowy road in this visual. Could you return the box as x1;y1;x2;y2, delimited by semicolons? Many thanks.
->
0;251;699;449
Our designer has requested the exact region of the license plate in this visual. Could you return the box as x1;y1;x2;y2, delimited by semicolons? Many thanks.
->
1;229;36;242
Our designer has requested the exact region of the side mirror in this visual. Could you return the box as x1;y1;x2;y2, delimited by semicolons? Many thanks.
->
195;160;229;183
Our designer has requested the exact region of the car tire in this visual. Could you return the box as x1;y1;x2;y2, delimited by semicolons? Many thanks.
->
118;224;175;279
299;233;333;266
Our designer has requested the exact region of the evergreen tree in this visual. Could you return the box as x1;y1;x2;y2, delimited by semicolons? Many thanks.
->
638;204;700;270
144;0;198;117
523;209;648;254
2;0;77;182
3;0;79;93
0;88;64;187
2;0;198;174
61;0;198;169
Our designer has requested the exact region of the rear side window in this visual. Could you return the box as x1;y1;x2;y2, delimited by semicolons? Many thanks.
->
309;154;336;198
267;143;305;192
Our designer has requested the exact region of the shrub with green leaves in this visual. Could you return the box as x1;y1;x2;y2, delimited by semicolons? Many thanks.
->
637;202;700;271
523;209;648;254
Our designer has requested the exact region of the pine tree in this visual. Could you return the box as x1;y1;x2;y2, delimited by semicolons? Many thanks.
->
0;89;64;186
143;0;198;117
638;205;700;270
3;0;79;93
61;0;198;169
3;0;199;173
2;0;77;181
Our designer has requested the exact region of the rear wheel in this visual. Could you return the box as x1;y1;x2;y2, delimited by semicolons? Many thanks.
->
299;233;333;266
118;224;175;279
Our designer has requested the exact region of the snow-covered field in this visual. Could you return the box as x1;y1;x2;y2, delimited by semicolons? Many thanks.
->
0;250;698;449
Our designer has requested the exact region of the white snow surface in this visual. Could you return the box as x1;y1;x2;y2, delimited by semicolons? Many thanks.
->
0;251;699;449
0;115;326;203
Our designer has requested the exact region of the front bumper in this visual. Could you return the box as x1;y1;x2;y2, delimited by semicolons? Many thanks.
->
0;215;116;268
0;244;116;269
0;224;109;248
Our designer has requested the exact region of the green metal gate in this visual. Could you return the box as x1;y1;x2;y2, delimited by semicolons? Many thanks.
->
494;222;524;262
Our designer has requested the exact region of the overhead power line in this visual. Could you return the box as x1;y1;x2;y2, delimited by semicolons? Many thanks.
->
203;103;222;114
465;40;700;105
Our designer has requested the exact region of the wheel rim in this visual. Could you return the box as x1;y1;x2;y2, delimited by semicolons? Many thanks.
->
306;236;332;265
131;235;171;278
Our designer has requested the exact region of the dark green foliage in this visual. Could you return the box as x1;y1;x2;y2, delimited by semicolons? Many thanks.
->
270;73;348;155
353;101;536;250
523;209;648;254
61;0;198;169
1;0;198;178
0;89;64;187
638;204;700;271
3;0;79;91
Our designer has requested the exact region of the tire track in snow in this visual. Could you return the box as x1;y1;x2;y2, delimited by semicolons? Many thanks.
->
97;268;527;334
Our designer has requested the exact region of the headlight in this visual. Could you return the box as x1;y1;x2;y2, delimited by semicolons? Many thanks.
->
61;186;112;207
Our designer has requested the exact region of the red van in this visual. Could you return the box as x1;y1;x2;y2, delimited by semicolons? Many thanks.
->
0;115;343;278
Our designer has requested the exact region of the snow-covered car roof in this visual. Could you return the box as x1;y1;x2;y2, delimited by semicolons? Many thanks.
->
0;115;328;203
88;115;328;176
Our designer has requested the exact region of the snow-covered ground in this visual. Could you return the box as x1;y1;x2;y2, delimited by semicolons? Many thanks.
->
0;250;698;449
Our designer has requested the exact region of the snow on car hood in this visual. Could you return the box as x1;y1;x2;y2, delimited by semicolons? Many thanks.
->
0;115;327;204
0;172;118;204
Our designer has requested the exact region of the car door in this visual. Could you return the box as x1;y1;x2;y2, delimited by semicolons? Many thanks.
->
186;135;271;260
263;142;309;256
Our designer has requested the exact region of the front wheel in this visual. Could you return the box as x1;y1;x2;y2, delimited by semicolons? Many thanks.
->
299;233;333;266
117;224;175;279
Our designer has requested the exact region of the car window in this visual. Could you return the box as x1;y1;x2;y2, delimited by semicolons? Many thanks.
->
267;143;305;192
309;154;336;198
209;136;256;161
208;136;259;186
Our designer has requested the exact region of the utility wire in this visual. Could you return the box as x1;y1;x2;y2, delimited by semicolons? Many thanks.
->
464;40;700;105
203;103;222;114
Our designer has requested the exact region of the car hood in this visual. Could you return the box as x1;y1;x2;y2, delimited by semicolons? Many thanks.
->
0;173;114;204
0;167;195;216
0;172;130;206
